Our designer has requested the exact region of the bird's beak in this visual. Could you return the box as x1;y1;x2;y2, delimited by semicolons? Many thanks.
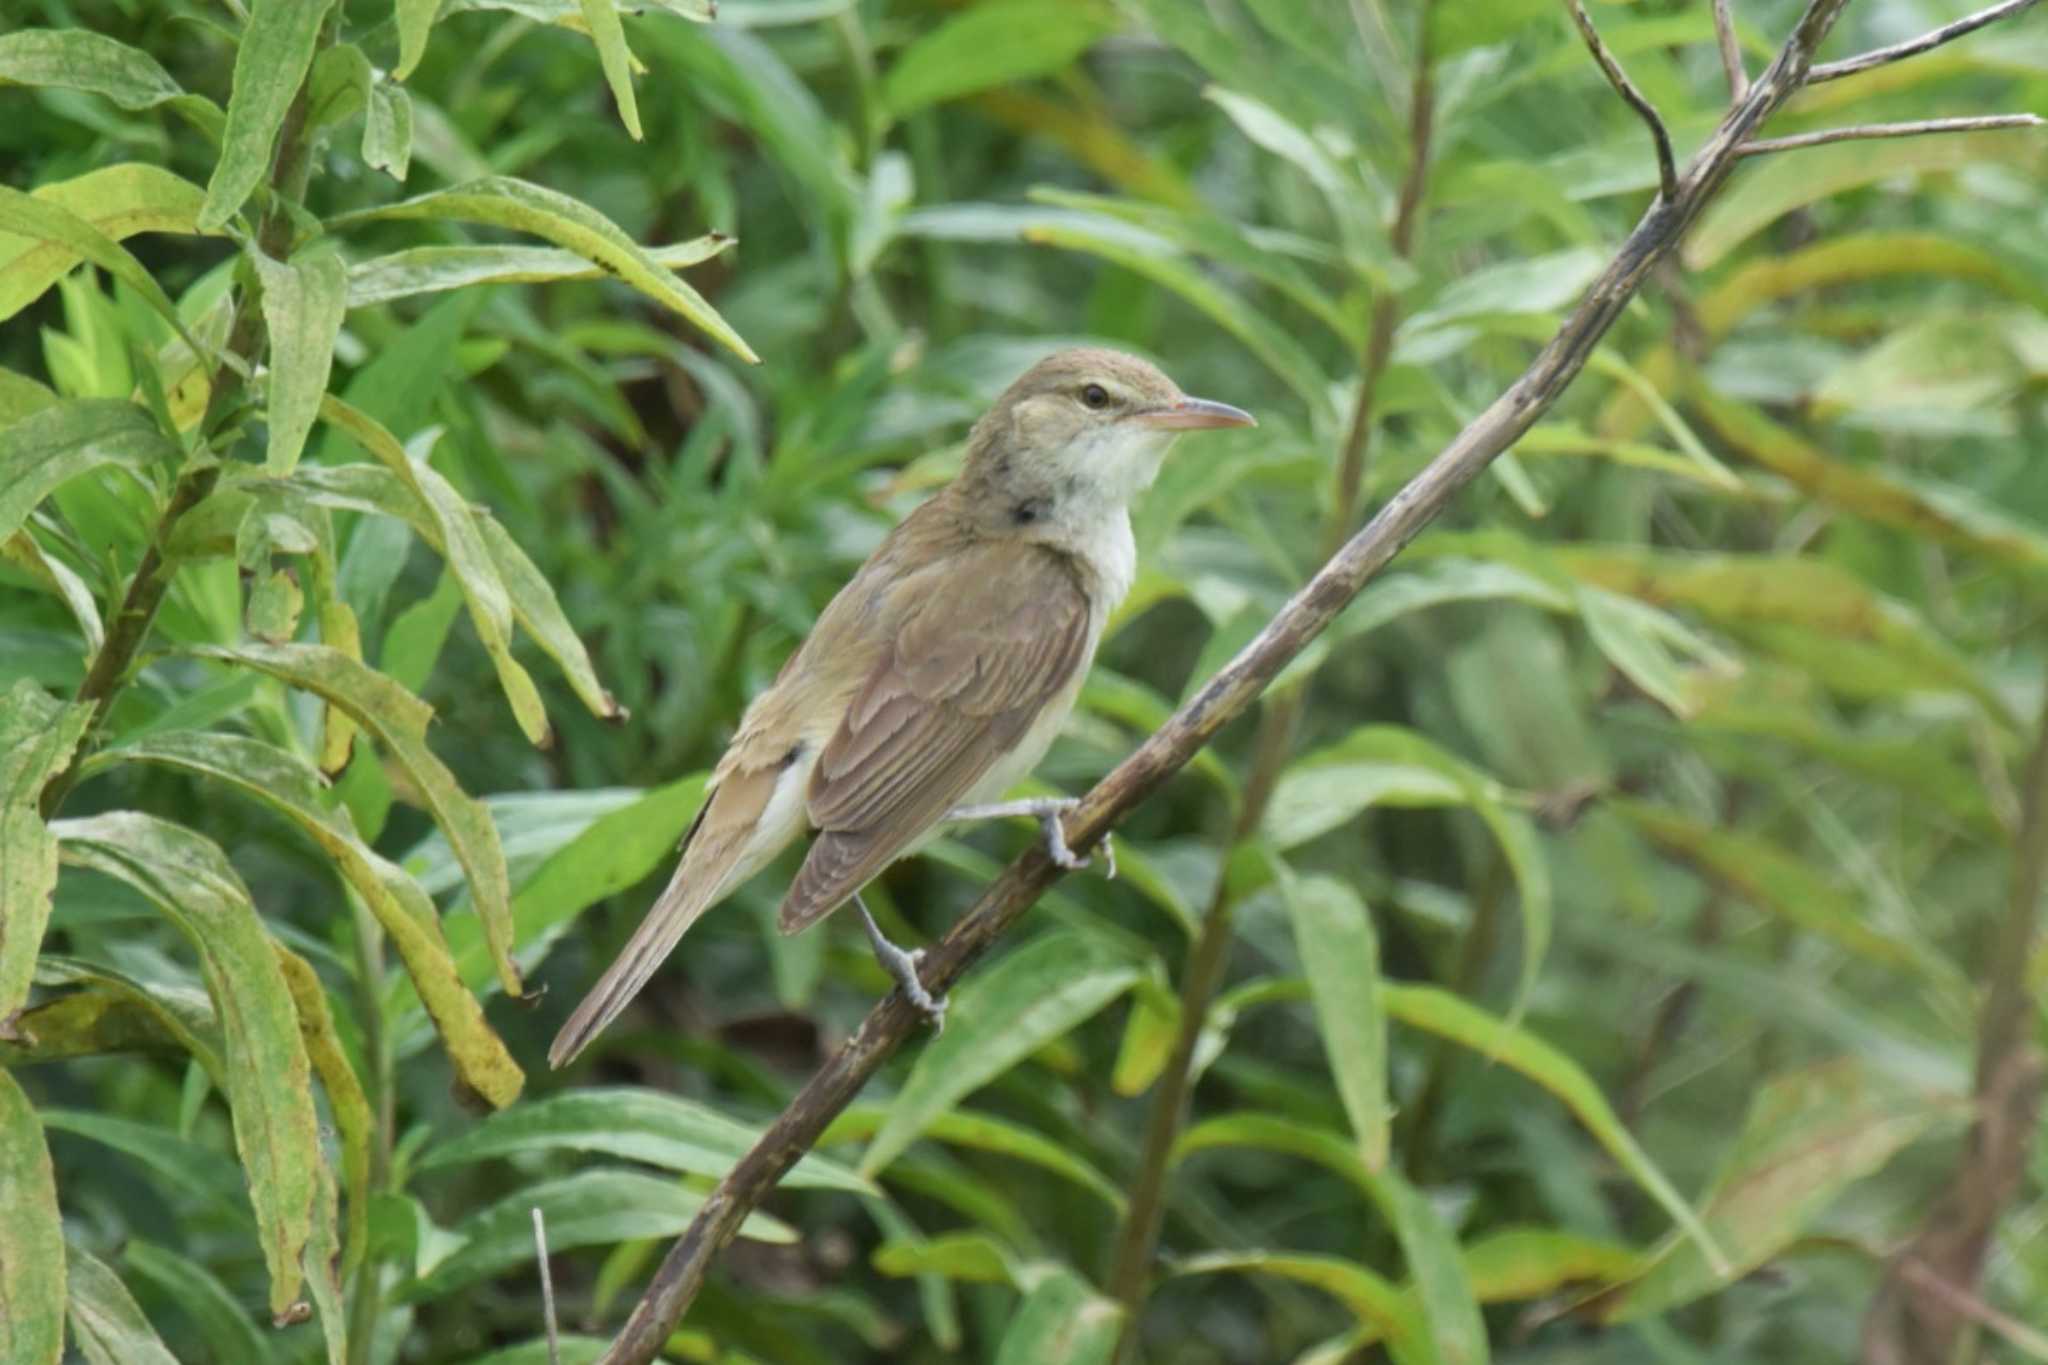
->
1132;396;1257;431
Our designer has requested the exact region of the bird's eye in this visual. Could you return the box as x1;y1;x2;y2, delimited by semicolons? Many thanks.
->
1081;383;1110;409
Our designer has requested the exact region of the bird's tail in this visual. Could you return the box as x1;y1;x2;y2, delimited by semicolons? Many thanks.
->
547;857;727;1068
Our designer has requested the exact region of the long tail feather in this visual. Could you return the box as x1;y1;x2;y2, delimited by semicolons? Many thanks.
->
547;864;724;1067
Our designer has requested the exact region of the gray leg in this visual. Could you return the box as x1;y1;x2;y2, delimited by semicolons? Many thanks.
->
854;894;946;1031
947;797;1116;879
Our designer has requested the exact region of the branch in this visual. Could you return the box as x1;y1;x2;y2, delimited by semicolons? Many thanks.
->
1713;0;1749;101
1808;0;2041;83
1737;113;2043;154
1565;0;1679;200
592;7;1873;1362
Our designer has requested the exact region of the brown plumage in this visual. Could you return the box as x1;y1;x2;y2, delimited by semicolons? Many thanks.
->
549;348;1252;1067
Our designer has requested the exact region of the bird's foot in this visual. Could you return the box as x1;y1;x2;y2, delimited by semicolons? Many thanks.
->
947;797;1115;879
855;895;947;1031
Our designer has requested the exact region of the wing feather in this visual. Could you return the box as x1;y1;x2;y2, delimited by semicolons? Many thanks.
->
779;544;1094;933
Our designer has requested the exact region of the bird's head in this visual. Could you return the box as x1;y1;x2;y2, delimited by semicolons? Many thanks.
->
963;347;1254;522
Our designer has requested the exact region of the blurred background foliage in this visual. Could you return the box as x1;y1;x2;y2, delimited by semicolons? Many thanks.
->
2;0;2046;1361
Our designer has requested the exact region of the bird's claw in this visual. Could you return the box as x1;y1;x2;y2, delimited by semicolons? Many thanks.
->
856;896;947;1031
1038;800;1115;880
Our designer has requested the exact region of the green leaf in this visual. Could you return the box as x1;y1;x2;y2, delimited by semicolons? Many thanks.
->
1573;584;1728;719
860;931;1144;1177
332;177;756;362
0;176;204;349
274;946;373;1279
1609;799;1947;980
87;728;525;1106
0;681;94;1025
419;1088;873;1193
823;1105;1123;1213
424;774;705;1002
882;0;1118;118
1690;386;2048;576
363;79;414;181
346;237;731;307
0;1069;63;1365
120;1242;271;1365
1274;869;1389;1172
7;960;224;1077
316;400;550;746
1383;983;1727;1277
403;1169;794;1302
193;642;523;999
1265;725;1551;1023
0;29;193;113
200;0;338;230
991;1266;1122;1365
1603;1060;1962;1320
65;1246;179;1365
255;249;347;474
0;399;176;546
38;1108;244;1212
53;812;328;1319
394;0;439;78
1687;132;2047;271
902;204;1331;422
873;1230;1016;1284
1554;543;2007;722
0;366;57;425
1201;87;1387;273
3;531;102;654
579;0;644;138
379;571;463;693
1172;1252;1427;1364
474;515;625;722
1175;1113;1485;1365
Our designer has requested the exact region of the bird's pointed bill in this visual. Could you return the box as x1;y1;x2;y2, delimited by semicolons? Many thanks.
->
1134;397;1256;430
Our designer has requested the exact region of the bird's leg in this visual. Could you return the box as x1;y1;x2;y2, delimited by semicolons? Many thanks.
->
854;894;947;1031
945;797;1115;879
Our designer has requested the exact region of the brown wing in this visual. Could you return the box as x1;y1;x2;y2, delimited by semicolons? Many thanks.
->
778;542;1094;933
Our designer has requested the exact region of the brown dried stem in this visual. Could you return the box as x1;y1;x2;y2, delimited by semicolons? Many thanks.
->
1713;0;1750;100
1808;0;2041;82
591;4;1884;1360
1565;0;1679;200
1738;112;2043;154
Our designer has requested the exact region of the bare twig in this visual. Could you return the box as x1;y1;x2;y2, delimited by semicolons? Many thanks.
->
1890;1257;2048;1358
1809;0;2041;83
534;1208;561;1365
1737;113;2044;154
1565;0;1679;200
1713;0;1749;100
591;6;1883;1361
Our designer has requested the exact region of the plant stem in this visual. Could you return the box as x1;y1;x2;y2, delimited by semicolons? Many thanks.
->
596;5;1868;1357
1104;10;1438;1351
36;67;320;819
1864;681;2048;1358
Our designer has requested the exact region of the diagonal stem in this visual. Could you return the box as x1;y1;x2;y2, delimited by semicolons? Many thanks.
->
1738;113;2043;154
1808;0;2040;82
1713;0;1750;100
1565;0;1679;199
590;7;1871;1361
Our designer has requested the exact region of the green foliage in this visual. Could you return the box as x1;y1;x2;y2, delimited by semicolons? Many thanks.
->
2;0;2045;1361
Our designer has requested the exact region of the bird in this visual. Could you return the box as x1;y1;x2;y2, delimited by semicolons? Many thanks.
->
548;347;1253;1067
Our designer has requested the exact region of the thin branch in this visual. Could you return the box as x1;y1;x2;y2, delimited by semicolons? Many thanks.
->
592;7;1871;1361
534;1208;561;1365
1737;113;2044;154
1809;0;2041;82
1565;0;1679;200
1713;0;1749;101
